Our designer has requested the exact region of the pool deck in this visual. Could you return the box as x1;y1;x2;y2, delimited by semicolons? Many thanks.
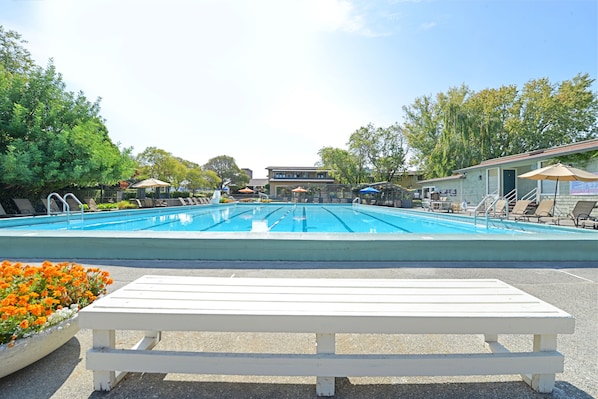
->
0;260;595;399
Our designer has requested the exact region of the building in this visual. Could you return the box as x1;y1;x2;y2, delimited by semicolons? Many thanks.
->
265;166;336;199
418;139;598;214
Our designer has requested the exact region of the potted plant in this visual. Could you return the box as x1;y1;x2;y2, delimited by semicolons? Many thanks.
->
0;260;113;378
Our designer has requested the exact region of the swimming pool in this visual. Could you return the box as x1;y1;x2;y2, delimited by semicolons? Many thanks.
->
0;203;595;262
0;203;571;234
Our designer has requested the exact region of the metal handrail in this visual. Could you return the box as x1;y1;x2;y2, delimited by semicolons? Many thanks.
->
47;192;70;220
473;193;498;227
64;193;85;223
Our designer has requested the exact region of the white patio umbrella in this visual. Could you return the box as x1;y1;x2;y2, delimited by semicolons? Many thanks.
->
131;178;171;188
518;163;598;213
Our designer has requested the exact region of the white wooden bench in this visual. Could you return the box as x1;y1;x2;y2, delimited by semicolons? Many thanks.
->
79;276;574;396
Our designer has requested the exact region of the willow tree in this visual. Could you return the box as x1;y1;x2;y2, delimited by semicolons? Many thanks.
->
403;74;598;178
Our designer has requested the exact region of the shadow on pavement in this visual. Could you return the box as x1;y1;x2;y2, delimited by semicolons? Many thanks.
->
87;374;594;399
0;337;81;399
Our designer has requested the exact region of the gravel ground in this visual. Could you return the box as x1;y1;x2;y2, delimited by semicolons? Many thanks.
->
0;260;596;399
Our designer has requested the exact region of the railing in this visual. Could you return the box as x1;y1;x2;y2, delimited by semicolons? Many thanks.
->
46;193;84;225
473;193;498;228
47;193;69;216
521;187;538;202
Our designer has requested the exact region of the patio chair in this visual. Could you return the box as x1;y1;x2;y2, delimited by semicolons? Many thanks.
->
0;203;11;218
517;199;554;223
508;200;531;220
12;198;42;216
42;197;63;214
553;200;597;227
85;198;99;212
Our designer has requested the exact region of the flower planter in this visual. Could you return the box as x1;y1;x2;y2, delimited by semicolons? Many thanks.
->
0;314;79;379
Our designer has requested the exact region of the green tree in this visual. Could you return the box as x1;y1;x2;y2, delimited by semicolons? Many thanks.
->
316;147;366;185
0;26;34;74
0;53;135;197
348;123;408;183
203;155;249;188
403;74;598;178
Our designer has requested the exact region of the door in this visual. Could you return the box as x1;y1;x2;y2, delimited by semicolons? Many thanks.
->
503;169;516;196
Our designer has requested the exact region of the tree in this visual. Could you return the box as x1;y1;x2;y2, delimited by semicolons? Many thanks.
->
316;147;366;185
0;49;135;197
403;74;598;178
0;25;34;74
348;123;408;183
203;155;249;188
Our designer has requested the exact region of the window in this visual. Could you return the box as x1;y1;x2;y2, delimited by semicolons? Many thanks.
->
486;168;499;195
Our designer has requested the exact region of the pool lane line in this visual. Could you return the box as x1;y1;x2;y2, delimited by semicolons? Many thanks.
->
135;207;232;231
200;208;259;231
348;208;411;233
321;206;354;232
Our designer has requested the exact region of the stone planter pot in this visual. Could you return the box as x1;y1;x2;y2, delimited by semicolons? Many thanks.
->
0;314;79;379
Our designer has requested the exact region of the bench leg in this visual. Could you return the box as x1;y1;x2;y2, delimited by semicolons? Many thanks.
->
92;329;116;391
316;333;335;396
523;334;557;393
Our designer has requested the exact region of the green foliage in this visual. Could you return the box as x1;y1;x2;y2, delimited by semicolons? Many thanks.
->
203;155;249;188
0;26;136;198
348;123;408;183
317;147;366;185
135;147;222;192
403;74;598;178
116;200;136;210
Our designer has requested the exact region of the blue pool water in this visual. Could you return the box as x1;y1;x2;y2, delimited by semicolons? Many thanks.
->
0;203;583;235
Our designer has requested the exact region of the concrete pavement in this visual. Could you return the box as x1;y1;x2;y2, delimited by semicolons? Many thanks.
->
0;260;596;399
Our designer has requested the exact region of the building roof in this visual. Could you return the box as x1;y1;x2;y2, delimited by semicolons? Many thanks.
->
417;139;598;185
266;166;327;171
419;174;464;184
456;139;598;172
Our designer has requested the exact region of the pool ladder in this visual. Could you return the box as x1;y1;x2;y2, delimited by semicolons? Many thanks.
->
47;193;84;225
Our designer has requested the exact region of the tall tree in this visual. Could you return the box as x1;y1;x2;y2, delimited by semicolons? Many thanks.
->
0;58;135;197
203;155;249;188
348;123;408;183
403;74;598;178
316;147;366;185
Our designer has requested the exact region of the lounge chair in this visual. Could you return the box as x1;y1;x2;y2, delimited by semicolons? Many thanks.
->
143;198;154;208
85;198;99;212
553;200;597;227
1;203;29;218
12;198;42;216
65;197;85;212
489;199;507;217
516;199;554;223
509;200;531;220
0;203;12;218
41;197;63;214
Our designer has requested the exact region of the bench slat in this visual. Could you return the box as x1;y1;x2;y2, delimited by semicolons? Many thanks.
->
87;349;564;377
80;276;574;334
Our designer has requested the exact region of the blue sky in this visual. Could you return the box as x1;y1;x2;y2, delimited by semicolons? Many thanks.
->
1;0;596;178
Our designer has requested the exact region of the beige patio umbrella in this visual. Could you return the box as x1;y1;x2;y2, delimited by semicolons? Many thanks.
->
239;187;254;193
518;163;598;213
292;186;308;193
131;178;171;188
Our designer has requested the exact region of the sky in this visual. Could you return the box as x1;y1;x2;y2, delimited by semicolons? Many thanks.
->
1;0;597;179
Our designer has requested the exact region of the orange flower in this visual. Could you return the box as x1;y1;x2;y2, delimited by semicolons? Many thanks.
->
19;320;29;329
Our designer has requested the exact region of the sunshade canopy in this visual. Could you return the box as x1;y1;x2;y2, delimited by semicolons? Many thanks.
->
292;187;308;193
518;163;598;182
239;187;254;193
359;186;380;194
131;178;171;188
